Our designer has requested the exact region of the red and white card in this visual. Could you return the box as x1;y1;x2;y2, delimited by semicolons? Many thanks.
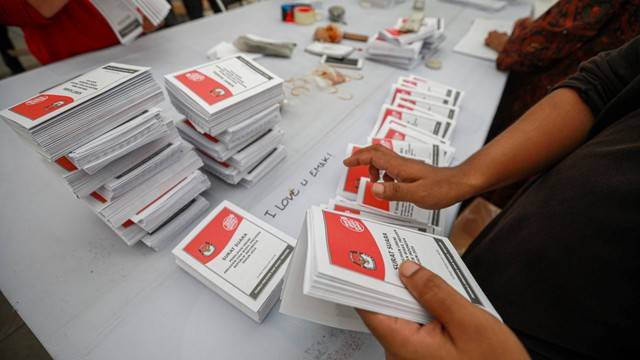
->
394;95;459;122
369;138;453;166
355;178;441;229
336;144;370;201
279;206;500;328
371;104;454;142
399;76;464;104
164;56;283;116
376;119;451;147
2;63;150;129
173;200;296;322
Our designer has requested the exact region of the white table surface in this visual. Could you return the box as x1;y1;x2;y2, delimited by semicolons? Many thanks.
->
0;1;530;359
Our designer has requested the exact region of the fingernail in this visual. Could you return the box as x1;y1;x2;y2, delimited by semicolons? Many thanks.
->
400;261;420;277
372;183;384;197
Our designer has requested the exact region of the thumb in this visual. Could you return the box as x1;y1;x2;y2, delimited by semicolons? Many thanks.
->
371;181;419;203
398;261;476;336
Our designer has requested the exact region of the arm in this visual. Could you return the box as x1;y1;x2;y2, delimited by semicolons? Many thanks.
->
344;36;640;209
496;0;622;72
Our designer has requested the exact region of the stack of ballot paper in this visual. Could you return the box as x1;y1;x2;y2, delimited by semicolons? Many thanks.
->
1;63;211;250
164;56;287;186
0;63;163;161
272;75;478;330
279;207;500;331
366;17;445;69
331;74;463;233
173;201;297;323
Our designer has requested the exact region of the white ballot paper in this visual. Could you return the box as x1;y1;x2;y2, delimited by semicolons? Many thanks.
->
372;104;454;142
173;200;297;322
454;18;514;61
356;178;442;230
399;75;464;103
91;0;143;45
280;207;500;329
394;95;459;123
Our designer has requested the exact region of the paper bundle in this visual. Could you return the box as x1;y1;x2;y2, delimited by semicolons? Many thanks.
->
165;56;287;186
1;63;211;250
278;75;489;329
366;17;445;70
173;200;297;323
279;207;500;331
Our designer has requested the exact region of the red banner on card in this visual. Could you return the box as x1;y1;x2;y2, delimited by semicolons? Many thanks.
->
183;207;244;264
10;94;74;120
324;211;385;280
174;70;232;105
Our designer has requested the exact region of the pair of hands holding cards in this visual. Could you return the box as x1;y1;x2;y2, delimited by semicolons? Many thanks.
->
343;145;529;360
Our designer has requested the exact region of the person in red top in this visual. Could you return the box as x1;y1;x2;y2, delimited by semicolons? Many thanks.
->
0;0;156;65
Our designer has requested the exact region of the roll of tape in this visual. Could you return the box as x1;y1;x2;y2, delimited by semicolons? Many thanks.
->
294;6;316;25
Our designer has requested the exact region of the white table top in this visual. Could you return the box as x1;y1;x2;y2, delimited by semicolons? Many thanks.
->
0;1;530;358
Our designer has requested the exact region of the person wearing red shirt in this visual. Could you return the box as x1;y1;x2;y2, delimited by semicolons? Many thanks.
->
0;0;156;65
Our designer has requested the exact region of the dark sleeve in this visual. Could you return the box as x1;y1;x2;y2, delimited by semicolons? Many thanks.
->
554;35;640;118
0;1;51;27
497;0;622;72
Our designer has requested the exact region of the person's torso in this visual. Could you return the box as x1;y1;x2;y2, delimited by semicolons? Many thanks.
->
23;0;118;64
464;61;640;358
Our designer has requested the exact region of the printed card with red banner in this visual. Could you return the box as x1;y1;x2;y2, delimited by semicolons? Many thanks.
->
289;206;500;326
164;55;283;115
2;63;150;129
336;144;370;201
355;178;441;229
173;200;296;321
369;138;453;166
387;85;459;108
376;119;451;147
394;95;459;122
371;104;454;142
328;197;437;234
399;76;464;104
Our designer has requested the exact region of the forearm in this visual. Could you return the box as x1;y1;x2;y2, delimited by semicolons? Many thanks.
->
27;0;69;18
457;88;595;197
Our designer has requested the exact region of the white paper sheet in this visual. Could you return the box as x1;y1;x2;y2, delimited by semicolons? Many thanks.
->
453;18;514;61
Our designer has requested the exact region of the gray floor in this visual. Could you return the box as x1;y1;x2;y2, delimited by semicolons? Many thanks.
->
0;291;51;360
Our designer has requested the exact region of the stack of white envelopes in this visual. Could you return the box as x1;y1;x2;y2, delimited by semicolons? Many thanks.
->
1;63;210;250
173;200;296;323
280;206;500;331
367;17;445;70
165;55;287;186
0;63;164;162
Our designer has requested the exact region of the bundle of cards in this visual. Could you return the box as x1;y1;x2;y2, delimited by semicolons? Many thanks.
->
173;200;297;323
0;63;163;161
164;56;284;134
165;56;287;186
2;63;212;250
366;17;445;70
279;207;500;330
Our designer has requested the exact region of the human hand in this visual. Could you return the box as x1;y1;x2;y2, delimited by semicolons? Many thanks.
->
484;31;509;53
357;261;530;360
136;9;162;33
343;144;478;209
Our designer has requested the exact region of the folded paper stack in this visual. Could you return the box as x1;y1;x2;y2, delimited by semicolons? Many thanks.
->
366;17;445;70
165;55;287;186
173;200;296;322
1;63;210;250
